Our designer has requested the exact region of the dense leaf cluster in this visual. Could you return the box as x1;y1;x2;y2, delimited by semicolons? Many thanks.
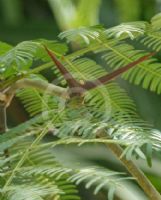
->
1;13;161;200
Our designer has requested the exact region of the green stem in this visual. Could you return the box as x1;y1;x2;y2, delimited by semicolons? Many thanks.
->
2;123;50;190
2;107;64;191
106;142;161;200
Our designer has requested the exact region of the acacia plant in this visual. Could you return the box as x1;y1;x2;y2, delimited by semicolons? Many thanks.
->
1;12;161;200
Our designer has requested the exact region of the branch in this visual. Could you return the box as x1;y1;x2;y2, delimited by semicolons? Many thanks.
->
106;140;161;200
3;78;70;107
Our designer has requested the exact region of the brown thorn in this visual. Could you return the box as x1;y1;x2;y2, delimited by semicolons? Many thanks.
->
83;52;156;90
44;46;81;89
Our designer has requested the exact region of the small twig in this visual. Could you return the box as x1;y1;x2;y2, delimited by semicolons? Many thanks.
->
0;101;7;134
0;101;10;159
2;78;70;108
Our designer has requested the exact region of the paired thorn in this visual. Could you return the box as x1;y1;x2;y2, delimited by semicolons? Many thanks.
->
45;46;155;96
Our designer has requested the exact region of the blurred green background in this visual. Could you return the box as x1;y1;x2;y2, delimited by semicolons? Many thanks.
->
0;0;158;44
1;1;161;199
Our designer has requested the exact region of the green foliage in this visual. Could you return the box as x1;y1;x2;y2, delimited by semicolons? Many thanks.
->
1;12;161;200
